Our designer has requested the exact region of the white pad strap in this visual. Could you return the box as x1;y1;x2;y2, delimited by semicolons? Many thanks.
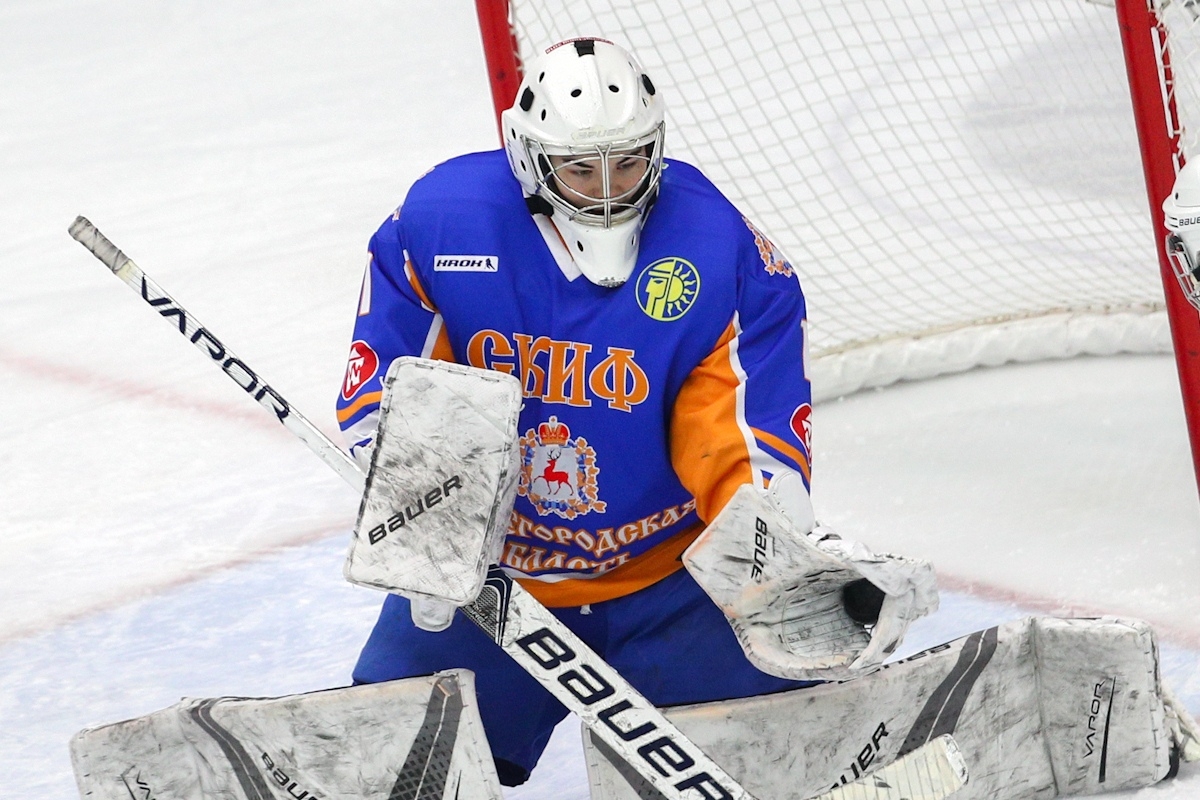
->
1164;684;1200;763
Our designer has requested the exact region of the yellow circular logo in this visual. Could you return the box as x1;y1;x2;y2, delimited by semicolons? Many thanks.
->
635;257;700;321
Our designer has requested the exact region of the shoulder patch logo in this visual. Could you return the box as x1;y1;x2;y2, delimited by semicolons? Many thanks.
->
434;255;499;272
342;340;379;400
744;216;795;277
517;416;606;519
635;257;700;321
790;402;813;461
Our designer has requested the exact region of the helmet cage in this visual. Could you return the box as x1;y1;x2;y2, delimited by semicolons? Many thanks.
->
519;123;665;228
1167;231;1200;311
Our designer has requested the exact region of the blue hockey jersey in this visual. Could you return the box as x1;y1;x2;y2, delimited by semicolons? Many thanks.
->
337;149;812;607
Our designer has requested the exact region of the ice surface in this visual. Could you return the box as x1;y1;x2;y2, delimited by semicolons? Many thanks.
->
1;2;1197;798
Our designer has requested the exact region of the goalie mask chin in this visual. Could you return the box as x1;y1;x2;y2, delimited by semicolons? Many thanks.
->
1163;159;1200;311
545;208;647;288
501;37;666;288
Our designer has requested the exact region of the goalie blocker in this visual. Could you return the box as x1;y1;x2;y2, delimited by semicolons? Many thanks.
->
584;615;1200;800
344;357;522;628
70;670;503;800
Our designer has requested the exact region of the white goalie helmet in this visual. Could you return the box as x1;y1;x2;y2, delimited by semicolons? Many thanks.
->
501;37;666;287
1163;159;1200;311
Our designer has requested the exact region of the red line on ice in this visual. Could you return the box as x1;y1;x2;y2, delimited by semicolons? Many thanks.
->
0;345;309;434
938;572;1200;650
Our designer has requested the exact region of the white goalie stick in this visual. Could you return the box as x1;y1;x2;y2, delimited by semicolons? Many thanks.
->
68;216;968;800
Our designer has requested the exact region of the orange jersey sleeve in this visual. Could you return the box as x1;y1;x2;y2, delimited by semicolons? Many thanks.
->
670;227;812;524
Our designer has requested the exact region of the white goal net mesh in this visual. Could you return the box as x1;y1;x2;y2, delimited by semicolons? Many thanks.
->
1159;0;1200;159
504;0;1180;398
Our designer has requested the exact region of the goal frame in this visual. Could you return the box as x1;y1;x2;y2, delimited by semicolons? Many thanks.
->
473;0;1200;501
1115;0;1200;498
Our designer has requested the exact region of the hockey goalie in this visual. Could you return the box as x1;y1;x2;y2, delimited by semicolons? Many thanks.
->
69;33;1198;800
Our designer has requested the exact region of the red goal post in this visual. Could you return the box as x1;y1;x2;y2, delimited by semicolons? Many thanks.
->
1116;0;1200;498
475;0;1200;500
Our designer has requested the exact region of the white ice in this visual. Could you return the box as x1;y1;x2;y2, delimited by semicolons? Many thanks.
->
1;2;1197;798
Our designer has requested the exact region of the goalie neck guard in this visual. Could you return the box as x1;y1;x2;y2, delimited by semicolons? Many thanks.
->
501;38;666;288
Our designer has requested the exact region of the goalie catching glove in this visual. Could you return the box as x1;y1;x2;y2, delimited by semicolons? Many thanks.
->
682;481;938;681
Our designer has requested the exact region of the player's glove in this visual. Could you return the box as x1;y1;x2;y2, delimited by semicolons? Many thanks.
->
682;483;938;681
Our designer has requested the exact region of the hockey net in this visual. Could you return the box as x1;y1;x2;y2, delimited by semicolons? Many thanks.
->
479;0;1200;401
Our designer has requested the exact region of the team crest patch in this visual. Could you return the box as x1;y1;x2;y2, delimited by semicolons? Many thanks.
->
744;216;795;277
342;340;379;400
635;257;700;321
517;416;606;519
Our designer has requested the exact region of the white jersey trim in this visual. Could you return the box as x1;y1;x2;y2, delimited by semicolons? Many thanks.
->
357;254;373;317
727;311;795;487
420;313;445;359
532;214;583;282
499;565;608;583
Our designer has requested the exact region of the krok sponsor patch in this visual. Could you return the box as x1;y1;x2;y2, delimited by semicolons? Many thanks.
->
434;255;499;272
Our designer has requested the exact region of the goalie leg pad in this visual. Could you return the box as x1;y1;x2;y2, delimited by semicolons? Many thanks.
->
71;670;503;800
345;358;522;608
583;616;1181;800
